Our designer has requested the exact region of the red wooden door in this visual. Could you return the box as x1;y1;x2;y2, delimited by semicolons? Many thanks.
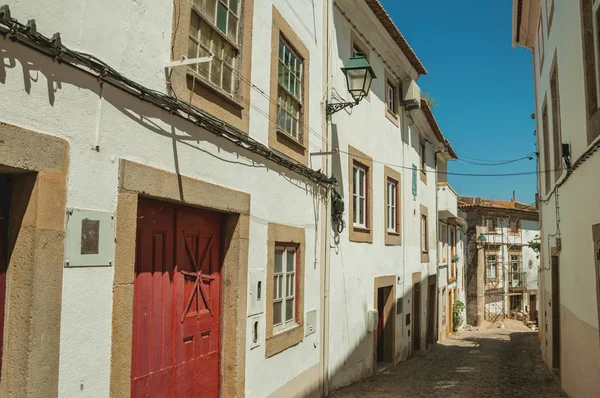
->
132;199;221;398
0;217;7;377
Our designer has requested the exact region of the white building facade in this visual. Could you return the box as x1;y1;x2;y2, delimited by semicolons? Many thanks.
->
512;0;600;396
324;0;458;392
0;1;331;397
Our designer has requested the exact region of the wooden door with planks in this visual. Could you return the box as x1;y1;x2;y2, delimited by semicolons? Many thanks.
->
131;198;221;398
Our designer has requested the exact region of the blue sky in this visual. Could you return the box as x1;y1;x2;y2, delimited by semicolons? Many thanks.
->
381;0;538;204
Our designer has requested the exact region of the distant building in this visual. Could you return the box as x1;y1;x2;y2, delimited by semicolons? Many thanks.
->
458;196;540;326
511;0;600;396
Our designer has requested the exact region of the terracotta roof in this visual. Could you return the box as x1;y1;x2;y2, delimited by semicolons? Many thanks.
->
458;196;538;213
363;0;427;75
420;99;458;159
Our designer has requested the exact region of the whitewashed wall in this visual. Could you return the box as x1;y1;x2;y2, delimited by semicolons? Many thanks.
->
0;1;326;397
532;1;600;395
327;4;438;391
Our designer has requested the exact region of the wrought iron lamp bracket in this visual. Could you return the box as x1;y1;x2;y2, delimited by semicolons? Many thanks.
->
326;99;360;116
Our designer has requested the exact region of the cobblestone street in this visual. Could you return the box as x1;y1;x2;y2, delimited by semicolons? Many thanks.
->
332;320;567;398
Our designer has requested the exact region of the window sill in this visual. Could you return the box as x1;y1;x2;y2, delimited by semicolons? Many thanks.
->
448;277;457;283
386;230;400;236
265;323;304;358
186;70;246;111
276;129;306;150
385;109;399;127
352;225;371;233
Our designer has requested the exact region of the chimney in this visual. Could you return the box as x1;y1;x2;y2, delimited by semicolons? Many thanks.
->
512;190;516;203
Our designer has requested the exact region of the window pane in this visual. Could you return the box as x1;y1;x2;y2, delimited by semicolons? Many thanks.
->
273;301;282;325
274;249;283;273
286;249;295;272
200;20;211;48
353;166;358;195
285;299;294;322
201;0;217;23
190;12;201;38
222;65;233;93
359;197;364;224
211;58;223;85
227;14;238;42
290;74;296;96
188;41;198;70
230;0;239;15
197;46;210;78
353;195;358;224
216;2;228;33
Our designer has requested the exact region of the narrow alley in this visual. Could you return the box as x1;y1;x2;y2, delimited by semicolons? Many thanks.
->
332;320;566;398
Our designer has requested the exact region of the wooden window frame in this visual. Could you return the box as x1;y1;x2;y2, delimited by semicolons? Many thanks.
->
579;0;600;144
510;254;522;288
384;166;401;245
266;223;305;358
348;146;373;243
268;6;310;165
277;37;304;142
440;223;448;264
542;96;551;196
420;140;427;184
550;52;563;183
170;0;254;134
272;244;299;333
352;163;368;228
487;254;498;281
509;219;522;236
420;204;429;262
384;70;399;126
188;0;241;97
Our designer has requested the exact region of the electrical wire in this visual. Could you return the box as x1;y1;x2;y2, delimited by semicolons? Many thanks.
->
456;153;535;166
1;10;553;179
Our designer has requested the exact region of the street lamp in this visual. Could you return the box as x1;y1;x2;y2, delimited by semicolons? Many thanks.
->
476;233;487;250
326;54;376;115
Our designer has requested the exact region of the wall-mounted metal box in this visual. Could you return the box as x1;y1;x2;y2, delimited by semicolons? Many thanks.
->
65;208;114;267
248;270;264;316
305;309;317;337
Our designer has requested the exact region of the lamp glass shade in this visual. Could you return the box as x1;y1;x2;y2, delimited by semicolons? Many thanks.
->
477;233;487;243
341;55;376;102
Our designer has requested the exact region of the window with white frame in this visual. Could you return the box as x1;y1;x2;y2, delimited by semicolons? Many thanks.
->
386;178;397;232
273;245;297;332
188;0;241;95
277;37;304;141
487;255;497;279
353;163;367;227
441;223;448;263
421;214;428;253
511;255;521;287
386;82;396;113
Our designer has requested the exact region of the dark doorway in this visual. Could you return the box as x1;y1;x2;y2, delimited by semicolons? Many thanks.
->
426;276;436;347
529;294;537;323
0;174;13;378
551;255;560;373
412;282;421;352
376;286;393;364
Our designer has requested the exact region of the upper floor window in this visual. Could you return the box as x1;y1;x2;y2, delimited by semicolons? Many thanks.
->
487;255;497;279
510;219;521;233
546;0;555;33
421;214;428;253
440;223;448;263
273;245;298;333
189;0;241;95
353;163;367;227
386;82;396;114
277;38;304;141
510;255;521;286
386;178;398;232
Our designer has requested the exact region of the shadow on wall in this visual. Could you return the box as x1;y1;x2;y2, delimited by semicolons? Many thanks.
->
0;39;323;200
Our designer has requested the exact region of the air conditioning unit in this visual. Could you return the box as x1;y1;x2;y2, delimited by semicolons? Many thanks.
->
402;79;421;110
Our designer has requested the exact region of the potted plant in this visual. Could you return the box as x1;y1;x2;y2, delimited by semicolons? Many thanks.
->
453;300;465;332
451;255;460;263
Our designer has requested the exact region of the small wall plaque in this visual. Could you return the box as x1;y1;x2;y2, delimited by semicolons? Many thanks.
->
65;208;115;267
